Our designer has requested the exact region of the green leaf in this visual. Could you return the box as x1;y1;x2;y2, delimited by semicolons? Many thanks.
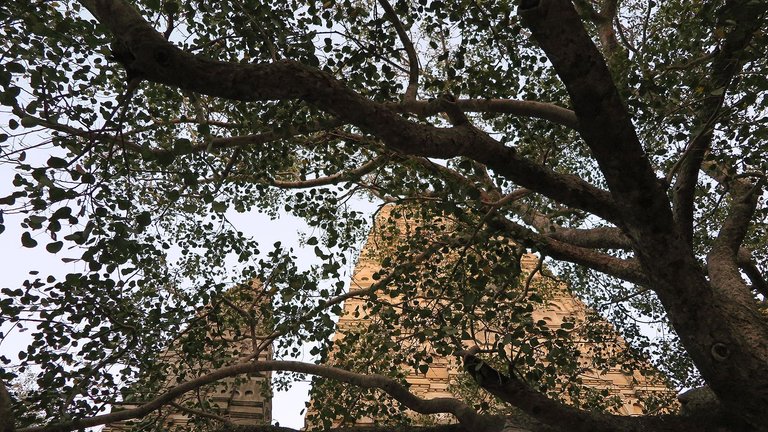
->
136;212;152;227
20;116;37;128
5;62;25;73
211;201;228;213
46;241;63;253
21;232;38;248
47;157;68;168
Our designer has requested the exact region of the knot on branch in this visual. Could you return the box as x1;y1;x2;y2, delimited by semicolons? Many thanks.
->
710;342;730;361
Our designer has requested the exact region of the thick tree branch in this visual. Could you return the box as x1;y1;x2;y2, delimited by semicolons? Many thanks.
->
519;4;768;427
461;351;725;432
20;360;490;432
404;157;640;278
545;226;631;250
395;99;578;129
81;0;619;223
488;215;647;286
710;184;763;260
519;0;674;239
707;182;763;297
510;202;632;250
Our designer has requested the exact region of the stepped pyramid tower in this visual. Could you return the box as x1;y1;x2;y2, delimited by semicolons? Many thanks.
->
306;205;673;429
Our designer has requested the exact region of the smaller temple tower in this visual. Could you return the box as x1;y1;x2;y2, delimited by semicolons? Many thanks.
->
103;282;273;431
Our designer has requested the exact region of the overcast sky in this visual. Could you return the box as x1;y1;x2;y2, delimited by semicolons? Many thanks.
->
0;151;378;428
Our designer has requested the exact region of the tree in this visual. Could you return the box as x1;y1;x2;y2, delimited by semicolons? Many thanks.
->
0;0;766;431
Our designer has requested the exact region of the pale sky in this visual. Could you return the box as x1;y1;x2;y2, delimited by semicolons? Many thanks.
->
0;153;377;428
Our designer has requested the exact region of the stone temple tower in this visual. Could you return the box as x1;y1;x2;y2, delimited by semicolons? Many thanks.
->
306;205;673;428
103;282;272;431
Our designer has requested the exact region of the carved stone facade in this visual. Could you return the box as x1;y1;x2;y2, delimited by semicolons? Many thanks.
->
105;206;673;431
307;206;673;428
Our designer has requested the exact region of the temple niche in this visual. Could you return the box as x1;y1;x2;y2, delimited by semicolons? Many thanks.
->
306;205;674;429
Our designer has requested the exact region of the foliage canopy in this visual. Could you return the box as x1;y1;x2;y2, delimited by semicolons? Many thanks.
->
0;0;767;431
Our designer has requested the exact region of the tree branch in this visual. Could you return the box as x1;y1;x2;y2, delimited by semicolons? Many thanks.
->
671;0;768;244
18;107;344;157
488;215;647;286
545;226;632;250
520;3;768;427
510;202;632;250
204;156;389;189
738;248;768;298
461;351;723;432
81;0;619;223
378;0;419;102
519;0;674;240
395;98;578;129
707;181;763;298
169;401;231;424
20;360;490;432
